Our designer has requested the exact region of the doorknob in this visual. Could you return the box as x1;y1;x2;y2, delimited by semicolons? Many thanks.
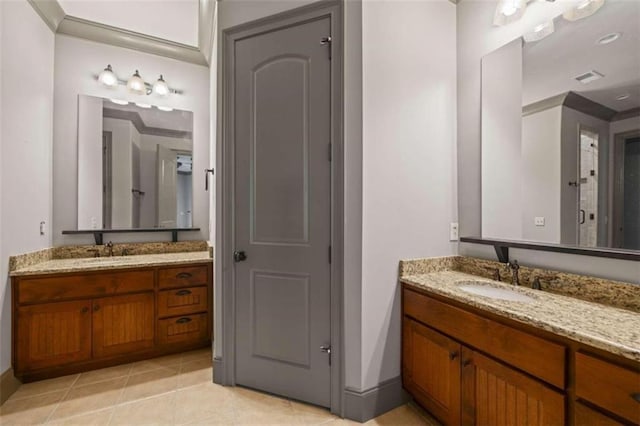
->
233;251;247;262
320;345;332;365
204;168;214;191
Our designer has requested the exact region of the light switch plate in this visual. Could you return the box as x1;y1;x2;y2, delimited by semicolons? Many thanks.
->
535;217;545;227
450;222;459;241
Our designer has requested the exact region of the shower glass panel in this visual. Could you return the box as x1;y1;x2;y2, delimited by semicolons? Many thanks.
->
578;128;599;247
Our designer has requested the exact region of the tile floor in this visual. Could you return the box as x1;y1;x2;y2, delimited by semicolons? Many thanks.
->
1;348;439;425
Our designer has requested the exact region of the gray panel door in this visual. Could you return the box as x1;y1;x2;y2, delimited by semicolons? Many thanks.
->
234;17;332;407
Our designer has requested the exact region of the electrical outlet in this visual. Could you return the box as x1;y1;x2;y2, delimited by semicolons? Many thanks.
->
39;221;46;235
450;222;459;241
535;217;545;227
91;217;97;229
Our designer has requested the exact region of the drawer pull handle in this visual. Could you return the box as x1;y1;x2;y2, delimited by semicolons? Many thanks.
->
176;272;193;279
176;289;192;296
449;351;459;361
632;392;640;403
176;317;192;324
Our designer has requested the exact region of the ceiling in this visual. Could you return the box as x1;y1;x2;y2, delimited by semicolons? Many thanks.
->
103;99;193;133
523;0;640;112
57;0;199;46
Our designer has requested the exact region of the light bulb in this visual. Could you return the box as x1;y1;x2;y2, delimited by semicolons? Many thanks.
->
494;0;526;26
98;64;118;87
502;2;518;16
153;75;170;97
127;70;147;95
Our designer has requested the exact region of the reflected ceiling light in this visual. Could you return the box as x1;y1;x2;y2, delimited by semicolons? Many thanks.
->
523;20;555;42
157;106;174;112
597;32;621;45
135;103;151;108
127;70;147;95
153;75;170;97
563;0;605;21
494;0;527;26
615;94;631;101
110;99;129;105
98;64;118;87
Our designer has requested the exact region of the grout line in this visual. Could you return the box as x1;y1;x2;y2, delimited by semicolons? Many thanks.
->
42;374;80;424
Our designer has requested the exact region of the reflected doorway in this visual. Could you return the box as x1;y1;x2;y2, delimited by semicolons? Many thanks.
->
613;130;640;250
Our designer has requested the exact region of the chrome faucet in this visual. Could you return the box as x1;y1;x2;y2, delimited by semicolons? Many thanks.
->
105;241;114;257
505;260;520;286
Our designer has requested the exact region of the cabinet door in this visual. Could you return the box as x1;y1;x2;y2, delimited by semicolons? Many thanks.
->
92;293;154;358
16;300;92;372
461;348;565;426
403;317;462;425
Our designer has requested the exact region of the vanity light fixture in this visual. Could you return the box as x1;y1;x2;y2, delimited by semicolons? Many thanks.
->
153;75;170;97
523;20;555;42
597;32;621;45
493;0;527;26
98;64;118;88
157;106;174;112
110;99;129;105
127;70;147;95
563;0;605;21
615;94;631;101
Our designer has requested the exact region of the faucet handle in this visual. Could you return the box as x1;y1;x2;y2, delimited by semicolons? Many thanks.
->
506;260;520;270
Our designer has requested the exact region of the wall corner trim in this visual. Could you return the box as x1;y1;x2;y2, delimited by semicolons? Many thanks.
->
0;368;22;406
343;376;408;422
27;0;66;33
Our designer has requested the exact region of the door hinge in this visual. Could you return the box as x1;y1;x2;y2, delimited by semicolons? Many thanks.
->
320;36;332;60
328;245;332;264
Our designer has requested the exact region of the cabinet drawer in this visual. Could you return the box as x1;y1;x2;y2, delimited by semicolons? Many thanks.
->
403;287;566;389
18;270;154;304
158;265;208;289
158;287;208;317
575;352;640;424
157;313;208;346
574;403;624;426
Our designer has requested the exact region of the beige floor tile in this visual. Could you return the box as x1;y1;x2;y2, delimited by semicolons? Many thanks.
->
0;391;66;425
119;368;178;404
232;387;296;425
364;405;430;425
74;364;132;387
180;348;212;365
110;393;176;425
177;359;212;389
9;374;79;401
45;407;114;425
48;376;127;421
407;403;441;426
290;400;337;425
174;383;236;425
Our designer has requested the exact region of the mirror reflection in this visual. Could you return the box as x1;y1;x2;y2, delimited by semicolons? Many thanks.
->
77;95;194;230
481;0;640;250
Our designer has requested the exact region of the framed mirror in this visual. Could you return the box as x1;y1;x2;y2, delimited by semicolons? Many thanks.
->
77;95;194;230
481;0;640;252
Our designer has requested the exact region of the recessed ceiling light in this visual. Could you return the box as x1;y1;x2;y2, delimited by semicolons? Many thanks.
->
157;106;174;112
135;103;151;109
110;99;129;105
615;94;631;101
524;20;555;43
574;70;604;84
493;0;527;26
597;33;621;45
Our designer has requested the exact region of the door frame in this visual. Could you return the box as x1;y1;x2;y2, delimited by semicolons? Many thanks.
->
218;0;344;415
612;128;640;248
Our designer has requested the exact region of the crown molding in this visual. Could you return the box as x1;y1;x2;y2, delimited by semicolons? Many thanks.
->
27;0;215;67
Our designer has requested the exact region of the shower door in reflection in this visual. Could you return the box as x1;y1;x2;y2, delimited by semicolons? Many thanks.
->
578;128;599;247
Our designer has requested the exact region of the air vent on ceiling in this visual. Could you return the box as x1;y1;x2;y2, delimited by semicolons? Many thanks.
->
575;70;604;84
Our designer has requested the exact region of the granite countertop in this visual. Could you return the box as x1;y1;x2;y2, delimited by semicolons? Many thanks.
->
401;270;640;362
10;251;212;277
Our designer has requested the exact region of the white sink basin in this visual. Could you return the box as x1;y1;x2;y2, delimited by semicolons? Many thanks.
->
458;282;536;303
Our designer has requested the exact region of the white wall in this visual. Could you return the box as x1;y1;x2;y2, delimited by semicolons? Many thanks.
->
77;96;103;229
481;39;523;240
521;106;562;243
0;0;55;374
104;117;135;228
360;0;457;391
457;0;640;284
53;35;210;245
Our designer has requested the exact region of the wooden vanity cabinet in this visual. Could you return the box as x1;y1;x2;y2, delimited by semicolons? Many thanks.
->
12;262;212;381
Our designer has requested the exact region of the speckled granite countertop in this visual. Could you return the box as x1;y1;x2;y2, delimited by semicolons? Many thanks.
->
10;251;212;277
401;269;640;362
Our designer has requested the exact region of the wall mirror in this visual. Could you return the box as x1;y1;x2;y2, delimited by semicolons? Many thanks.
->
77;95;194;230
481;0;640;252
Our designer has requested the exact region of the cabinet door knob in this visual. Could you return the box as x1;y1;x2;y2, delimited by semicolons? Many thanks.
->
176;272;193;279
176;289;192;296
632;392;640;403
462;359;472;367
449;351;459;361
81;307;89;314
93;304;100;312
